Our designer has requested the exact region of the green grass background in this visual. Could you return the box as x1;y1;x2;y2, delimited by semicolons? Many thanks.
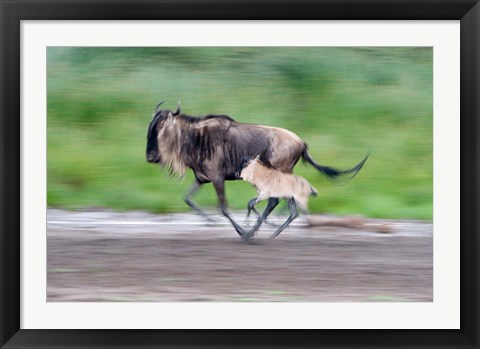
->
47;47;432;220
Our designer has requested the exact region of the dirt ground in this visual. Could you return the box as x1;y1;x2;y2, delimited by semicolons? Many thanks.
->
47;209;432;302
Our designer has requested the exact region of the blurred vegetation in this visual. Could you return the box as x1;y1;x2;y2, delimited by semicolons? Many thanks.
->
47;47;432;220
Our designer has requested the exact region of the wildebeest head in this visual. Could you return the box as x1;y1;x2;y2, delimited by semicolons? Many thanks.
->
145;101;181;163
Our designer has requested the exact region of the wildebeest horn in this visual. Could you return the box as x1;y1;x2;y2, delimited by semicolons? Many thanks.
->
174;100;181;115
154;100;165;114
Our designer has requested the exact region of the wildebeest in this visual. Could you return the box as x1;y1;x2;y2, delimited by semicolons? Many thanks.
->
236;155;318;239
146;101;369;240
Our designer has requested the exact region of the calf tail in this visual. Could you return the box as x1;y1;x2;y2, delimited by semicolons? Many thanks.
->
301;144;370;181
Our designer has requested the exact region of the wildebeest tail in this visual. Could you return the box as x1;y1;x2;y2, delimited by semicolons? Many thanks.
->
301;144;370;180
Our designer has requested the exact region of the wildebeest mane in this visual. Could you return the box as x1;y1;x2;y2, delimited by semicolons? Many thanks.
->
204;114;235;122
175;113;235;124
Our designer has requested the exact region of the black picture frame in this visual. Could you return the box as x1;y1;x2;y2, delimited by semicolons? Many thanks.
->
1;1;479;348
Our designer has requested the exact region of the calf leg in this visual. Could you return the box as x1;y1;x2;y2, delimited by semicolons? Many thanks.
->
247;197;260;217
269;198;299;239
212;179;248;239
247;197;281;226
247;197;280;238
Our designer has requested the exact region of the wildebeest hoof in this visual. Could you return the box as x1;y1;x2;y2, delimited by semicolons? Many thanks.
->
242;230;256;242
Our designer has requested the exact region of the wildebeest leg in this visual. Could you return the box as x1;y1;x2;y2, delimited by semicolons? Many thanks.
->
212;179;248;239
183;180;216;222
269;198;299;239
247;197;280;237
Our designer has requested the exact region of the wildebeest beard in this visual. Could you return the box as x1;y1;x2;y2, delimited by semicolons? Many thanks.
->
146;104;369;241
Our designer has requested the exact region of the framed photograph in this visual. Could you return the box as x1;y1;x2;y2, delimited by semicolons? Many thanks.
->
1;0;479;348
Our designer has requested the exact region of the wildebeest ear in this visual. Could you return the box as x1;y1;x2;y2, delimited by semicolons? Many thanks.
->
167;112;175;124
